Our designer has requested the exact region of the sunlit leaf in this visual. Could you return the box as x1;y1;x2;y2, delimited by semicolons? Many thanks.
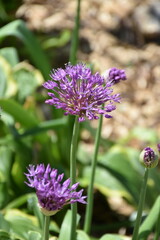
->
100;234;131;240
0;99;38;128
28;231;41;240
77;230;90;240
4;209;41;240
0;47;19;66
58;210;80;240
0;20;51;79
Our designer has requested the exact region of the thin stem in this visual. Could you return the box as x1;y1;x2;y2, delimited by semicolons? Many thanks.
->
67;0;81;162
69;0;81;64
132;168;149;240
70;116;80;240
154;197;160;240
84;114;103;234
42;215;50;240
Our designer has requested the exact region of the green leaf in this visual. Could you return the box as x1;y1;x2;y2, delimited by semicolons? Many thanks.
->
28;231;41;240
100;234;131;240
0;99;38;128
13;62;44;101
4;209;41;240
58;210;80;240
4;193;35;210
0;146;13;208
0;230;12;240
0;213;10;232
139;195;160;239
81;165;132;201
42;30;71;49
98;145;144;203
18;118;67;138
27;195;43;229
0;20;51;79
0;47;19;66
77;230;90;240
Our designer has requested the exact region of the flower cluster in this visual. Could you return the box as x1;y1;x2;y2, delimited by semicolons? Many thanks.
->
25;164;86;215
43;63;126;122
140;147;159;168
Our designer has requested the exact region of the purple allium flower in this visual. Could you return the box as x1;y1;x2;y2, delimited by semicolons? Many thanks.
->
25;164;87;216
43;63;126;122
139;147;159;168
108;67;127;85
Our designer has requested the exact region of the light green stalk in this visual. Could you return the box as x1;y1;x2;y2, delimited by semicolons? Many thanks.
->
70;116;80;240
84;114;103;234
43;215;50;240
132;168;149;240
154;196;160;240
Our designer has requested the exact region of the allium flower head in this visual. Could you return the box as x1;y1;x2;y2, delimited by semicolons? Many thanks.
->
139;147;159;168
43;63;126;122
25;164;86;216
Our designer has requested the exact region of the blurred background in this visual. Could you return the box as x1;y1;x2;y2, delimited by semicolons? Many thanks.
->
0;0;160;239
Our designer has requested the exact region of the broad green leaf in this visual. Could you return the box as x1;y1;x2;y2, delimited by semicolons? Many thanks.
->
0;146;13;208
4;209;41;240
0;20;51;79
77;230;90;240
28;231;41;240
13;61;44;101
98;145;144;203
4;193;35;210
58;210;80;240
0;99;38;128
100;234;131;240
0;47;19;66
27;195;43;229
18;118;67;138
81;166;132;200
0;213;10;231
0;55;17;97
139;195;160;240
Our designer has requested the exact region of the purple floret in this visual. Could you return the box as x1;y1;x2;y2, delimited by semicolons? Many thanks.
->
43;63;126;122
25;164;87;212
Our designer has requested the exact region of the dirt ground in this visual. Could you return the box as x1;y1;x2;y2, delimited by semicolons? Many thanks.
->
16;0;160;144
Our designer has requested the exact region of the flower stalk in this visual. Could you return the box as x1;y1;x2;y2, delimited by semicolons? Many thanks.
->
43;215;50;240
132;168;149;240
70;116;80;240
84;112;103;234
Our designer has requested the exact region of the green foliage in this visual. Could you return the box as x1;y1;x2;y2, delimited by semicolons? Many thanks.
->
0;20;51;79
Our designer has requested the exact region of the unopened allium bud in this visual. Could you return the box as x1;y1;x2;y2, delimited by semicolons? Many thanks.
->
139;147;159;168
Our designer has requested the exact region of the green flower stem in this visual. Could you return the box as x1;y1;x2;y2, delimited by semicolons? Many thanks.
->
69;0;81;64
43;215;50;240
68;0;81;162
70;116;80;240
84;114;103;234
154;196;160;240
132;168;149;240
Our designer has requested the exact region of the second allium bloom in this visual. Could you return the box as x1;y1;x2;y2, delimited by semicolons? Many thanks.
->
43;63;126;122
25;164;86;216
